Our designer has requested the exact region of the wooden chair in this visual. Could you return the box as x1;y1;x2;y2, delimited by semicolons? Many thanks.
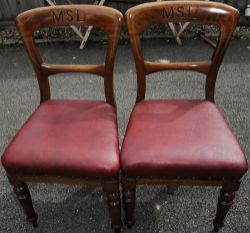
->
1;5;123;233
121;1;248;232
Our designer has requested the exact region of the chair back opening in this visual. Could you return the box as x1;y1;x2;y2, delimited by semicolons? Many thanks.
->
16;5;123;106
125;1;239;102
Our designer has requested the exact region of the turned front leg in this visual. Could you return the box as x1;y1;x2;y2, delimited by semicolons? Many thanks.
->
102;181;122;233
213;181;240;232
11;180;38;227
121;178;136;228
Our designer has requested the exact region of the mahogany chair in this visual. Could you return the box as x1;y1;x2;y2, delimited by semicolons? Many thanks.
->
1;5;123;233
121;1;248;232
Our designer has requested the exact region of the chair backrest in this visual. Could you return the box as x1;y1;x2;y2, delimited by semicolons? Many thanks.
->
16;5;123;107
125;1;239;103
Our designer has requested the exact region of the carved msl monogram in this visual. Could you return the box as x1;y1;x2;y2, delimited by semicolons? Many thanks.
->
52;10;85;23
162;6;191;18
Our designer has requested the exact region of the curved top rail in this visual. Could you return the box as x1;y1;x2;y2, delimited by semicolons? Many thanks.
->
16;5;123;35
125;1;239;103
126;1;239;34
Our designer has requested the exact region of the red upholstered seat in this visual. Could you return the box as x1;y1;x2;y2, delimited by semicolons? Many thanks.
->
121;100;248;179
2;100;120;179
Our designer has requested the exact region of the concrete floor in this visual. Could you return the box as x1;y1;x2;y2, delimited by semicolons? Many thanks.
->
0;38;249;233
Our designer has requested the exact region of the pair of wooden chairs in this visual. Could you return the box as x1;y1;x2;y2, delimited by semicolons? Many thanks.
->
1;2;248;233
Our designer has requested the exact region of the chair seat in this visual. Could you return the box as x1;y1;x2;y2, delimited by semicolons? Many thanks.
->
121;100;248;180
2;100;120;179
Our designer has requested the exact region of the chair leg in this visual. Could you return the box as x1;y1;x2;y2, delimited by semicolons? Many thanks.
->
102;181;122;233
213;181;240;232
8;177;38;227
121;177;136;228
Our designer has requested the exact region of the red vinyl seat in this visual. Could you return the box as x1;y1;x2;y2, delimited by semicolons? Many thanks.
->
1;5;123;232
121;2;248;232
2;100;120;179
121;100;248;179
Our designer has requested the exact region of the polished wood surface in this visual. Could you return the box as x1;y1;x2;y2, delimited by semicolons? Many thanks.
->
16;5;123;107
10;179;38;227
213;181;241;232
145;61;211;75
123;2;242;232
41;63;105;76
125;1;239;103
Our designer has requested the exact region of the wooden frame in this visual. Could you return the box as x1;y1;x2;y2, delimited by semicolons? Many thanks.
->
125;1;239;103
16;5;122;106
156;0;215;46
6;5;123;233
122;1;243;232
121;177;241;231
45;0;107;49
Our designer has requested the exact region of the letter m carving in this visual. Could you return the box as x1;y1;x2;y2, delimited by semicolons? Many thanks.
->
52;11;63;23
162;7;174;18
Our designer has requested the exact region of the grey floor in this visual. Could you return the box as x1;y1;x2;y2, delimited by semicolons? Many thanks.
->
0;38;249;233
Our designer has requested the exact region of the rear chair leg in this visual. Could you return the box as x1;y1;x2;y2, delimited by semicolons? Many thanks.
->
121;178;136;228
102;181;122;233
213;181;240;232
9;177;38;227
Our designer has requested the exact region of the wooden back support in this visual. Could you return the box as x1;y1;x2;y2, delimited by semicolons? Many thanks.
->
125;1;239;102
16;5;123;107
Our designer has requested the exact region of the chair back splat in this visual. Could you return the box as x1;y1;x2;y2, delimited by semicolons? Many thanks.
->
16;5;123;107
125;1;239;102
